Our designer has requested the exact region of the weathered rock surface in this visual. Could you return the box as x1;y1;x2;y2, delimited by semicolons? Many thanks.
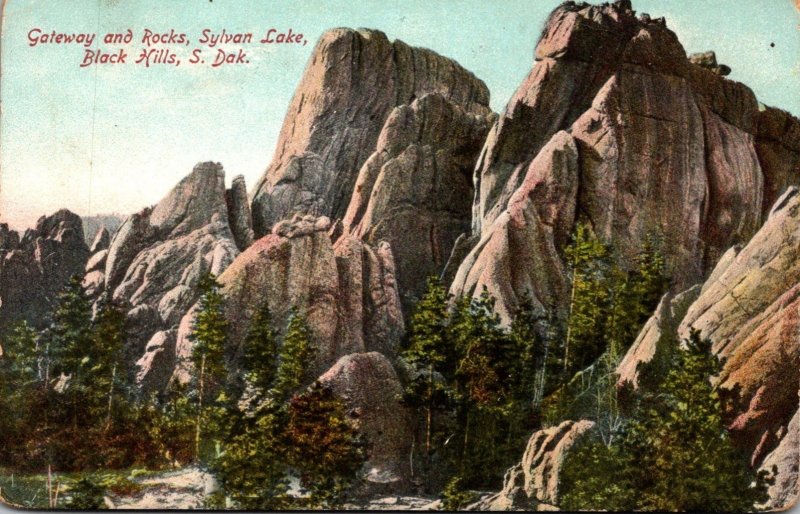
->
676;187;800;466
89;227;111;254
756;106;800;216
135;330;177;394
451;131;579;323
172;215;404;384
318;352;414;490
616;285;701;388
225;175;254;251
619;188;800;485
758;407;799;511
342;93;495;310
104;162;240;370
0;210;90;329
453;0;800;327
250;28;490;236
472;420;595;511
81;214;124;248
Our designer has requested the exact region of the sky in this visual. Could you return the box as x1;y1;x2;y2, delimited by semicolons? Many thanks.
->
1;0;798;231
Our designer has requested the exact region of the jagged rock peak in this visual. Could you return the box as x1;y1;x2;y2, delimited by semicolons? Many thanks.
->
0;209;89;329
225;174;254;251
250;28;492;237
90;227;110;254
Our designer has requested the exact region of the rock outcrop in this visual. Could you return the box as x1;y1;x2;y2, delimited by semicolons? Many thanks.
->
318;352;414;491
225;175;254;251
0;211;90;329
472;420;595;511
90;227;111;254
342;93;495;310
619;188;800;489
758;407;799;511
172;215;404;384
250;28;491;237
452;0;800;324
104;162;240;382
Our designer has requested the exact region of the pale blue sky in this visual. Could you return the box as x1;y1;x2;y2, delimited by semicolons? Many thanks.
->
2;0;798;231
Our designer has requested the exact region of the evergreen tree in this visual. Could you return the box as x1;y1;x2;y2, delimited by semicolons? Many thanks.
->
402;276;454;470
241;300;279;394
560;329;774;512
285;382;365;508
189;272;230;462
562;222;610;375
270;307;316;403
88;295;129;432
48;275;93;381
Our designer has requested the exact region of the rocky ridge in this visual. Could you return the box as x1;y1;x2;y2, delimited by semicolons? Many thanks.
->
0;211;90;330
451;0;800;324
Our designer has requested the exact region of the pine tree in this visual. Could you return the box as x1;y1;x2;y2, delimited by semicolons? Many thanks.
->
88;295;129;431
402;276;454;471
560;329;774;512
189;272;230;462
270;307;316;403
48;275;93;381
241;300;279;394
285;382;365;508
562;222;610;375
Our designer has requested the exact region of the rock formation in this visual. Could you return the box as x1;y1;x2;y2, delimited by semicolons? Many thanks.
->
451;0;800;324
105;162;241;384
171;214;404;385
617;188;800;509
225;175;254;251
250;28;491;237
318;352;414;491
472;420;596;510
342;93;495;310
0;211;90;329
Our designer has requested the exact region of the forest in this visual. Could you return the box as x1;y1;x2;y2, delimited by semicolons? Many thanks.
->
0;222;772;510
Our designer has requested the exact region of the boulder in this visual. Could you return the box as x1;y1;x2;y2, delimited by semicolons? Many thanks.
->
318;352;414;491
135;330;177;394
472;420;596;510
342;93;495;311
250;28;490;236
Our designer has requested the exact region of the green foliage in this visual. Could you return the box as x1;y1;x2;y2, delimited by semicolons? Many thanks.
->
441;475;477;511
66;476;106;510
285;382;365;508
212;410;290;510
241;300;279;394
189;272;230;463
270;307;316;403
560;330;774;512
563;222;610;375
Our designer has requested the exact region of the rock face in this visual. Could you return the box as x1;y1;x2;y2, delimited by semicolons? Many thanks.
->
90;227;110;254
225;175;254;251
172;215;404;384
452;0;800;323
615;284;701;387
618;188;800;499
342;93;495;310
104;162;240;385
0;211;90;330
759;407;799;511
250;28;491;237
318;352;414;490
473;420;595;511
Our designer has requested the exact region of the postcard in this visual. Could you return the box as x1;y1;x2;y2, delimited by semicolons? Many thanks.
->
0;0;798;511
